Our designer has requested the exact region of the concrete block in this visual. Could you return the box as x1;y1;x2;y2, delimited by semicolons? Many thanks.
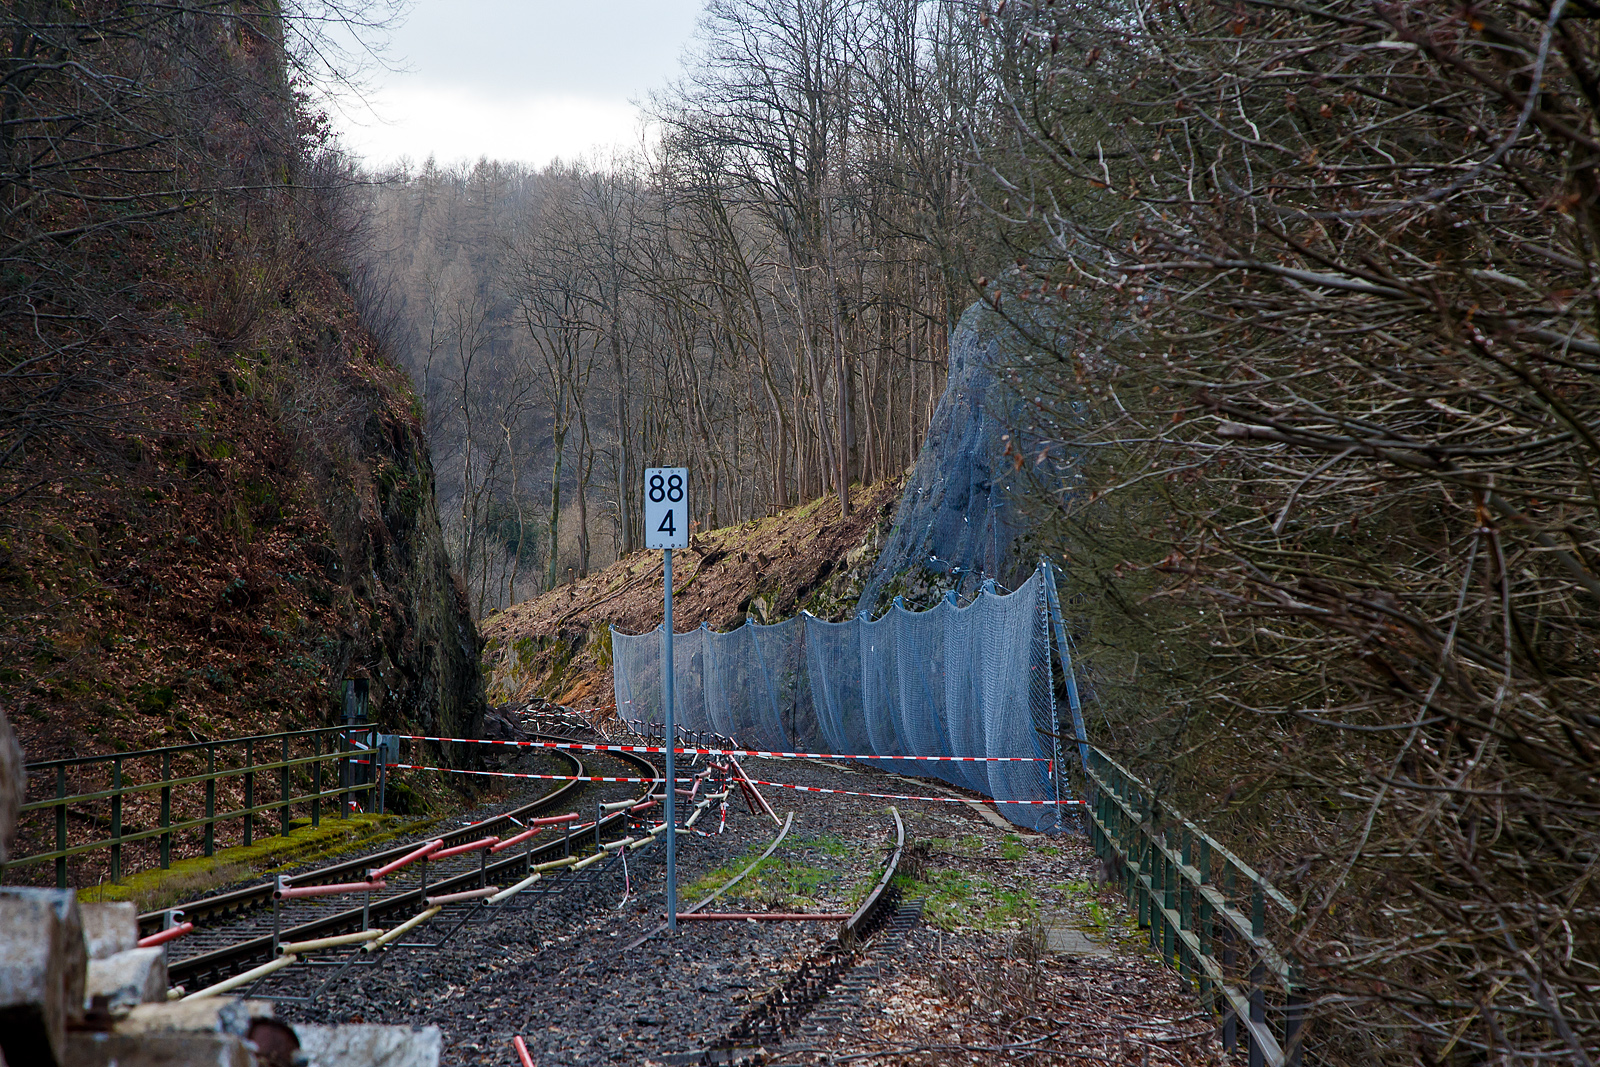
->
80;902;139;960
295;1024;442;1067
64;1030;254;1067
0;887;87;1067
118;998;270;1039
85;947;168;1012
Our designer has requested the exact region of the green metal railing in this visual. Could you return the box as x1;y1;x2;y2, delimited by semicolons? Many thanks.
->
1085;748;1305;1066
5;725;380;889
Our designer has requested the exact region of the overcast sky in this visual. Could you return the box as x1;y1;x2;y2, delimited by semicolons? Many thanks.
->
331;1;705;170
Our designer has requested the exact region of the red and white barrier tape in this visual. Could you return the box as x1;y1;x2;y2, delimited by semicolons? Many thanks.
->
743;778;1083;806
381;761;1077;808
384;763;665;784
392;733;1051;764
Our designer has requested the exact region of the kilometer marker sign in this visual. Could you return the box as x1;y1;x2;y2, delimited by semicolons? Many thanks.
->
644;466;687;932
644;467;689;550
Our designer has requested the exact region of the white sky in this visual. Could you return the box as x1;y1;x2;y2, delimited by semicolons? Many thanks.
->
331;1;706;170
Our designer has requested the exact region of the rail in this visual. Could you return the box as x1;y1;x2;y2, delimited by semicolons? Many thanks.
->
6;724;389;888
133;741;591;939
841;805;904;947
156;741;661;989
1084;747;1305;1067
714;807;911;1053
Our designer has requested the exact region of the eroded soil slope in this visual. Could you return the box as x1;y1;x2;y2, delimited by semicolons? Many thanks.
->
482;478;903;710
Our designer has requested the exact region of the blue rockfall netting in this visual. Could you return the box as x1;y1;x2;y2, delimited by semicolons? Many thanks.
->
611;563;1067;830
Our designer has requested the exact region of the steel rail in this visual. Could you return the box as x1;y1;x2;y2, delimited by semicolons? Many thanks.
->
624;811;794;950
710;807;913;1054
163;745;661;989
136;741;592;937
841;805;905;947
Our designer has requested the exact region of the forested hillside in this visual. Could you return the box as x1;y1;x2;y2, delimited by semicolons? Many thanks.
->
354;0;1003;617
0;2;484;762
389;1;1597;1059
1;0;1595;1060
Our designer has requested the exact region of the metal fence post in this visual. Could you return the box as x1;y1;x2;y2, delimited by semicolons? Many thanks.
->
340;727;351;817
1250;880;1267;1067
1138;795;1153;933
311;732;322;828
55;765;67;889
1285;966;1305;1067
243;739;254;847
1162;836;1176;965
204;744;216;857
1178;830;1193;985
160;750;172;870
110;757;122;884
280;734;291;836
1198;837;1213;1008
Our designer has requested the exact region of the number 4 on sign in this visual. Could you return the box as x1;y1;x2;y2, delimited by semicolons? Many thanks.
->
644;467;689;550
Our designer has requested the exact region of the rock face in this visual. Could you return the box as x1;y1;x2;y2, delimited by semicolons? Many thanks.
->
857;302;1039;612
0;268;487;766
324;401;485;747
0;887;86;1067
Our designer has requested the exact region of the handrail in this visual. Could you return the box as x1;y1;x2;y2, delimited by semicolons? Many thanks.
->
6;724;386;887
134;742;590;938
18;749;371;814
1090;748;1298;917
6;782;376;870
1083;747;1305;1066
21;724;357;772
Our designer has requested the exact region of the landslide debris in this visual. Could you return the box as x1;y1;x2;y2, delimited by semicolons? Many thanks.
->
482;478;903;711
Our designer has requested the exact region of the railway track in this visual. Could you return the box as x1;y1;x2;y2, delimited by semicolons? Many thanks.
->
144;737;663;991
664;808;917;1066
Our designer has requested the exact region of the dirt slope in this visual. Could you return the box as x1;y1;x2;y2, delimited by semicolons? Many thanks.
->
482;478;904;710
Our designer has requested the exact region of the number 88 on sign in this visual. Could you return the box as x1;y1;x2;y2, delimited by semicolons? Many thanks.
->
644;467;690;549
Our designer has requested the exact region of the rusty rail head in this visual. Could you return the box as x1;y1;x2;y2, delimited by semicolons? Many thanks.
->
841;805;905;948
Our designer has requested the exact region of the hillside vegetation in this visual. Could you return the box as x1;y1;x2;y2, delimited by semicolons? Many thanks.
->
0;4;483;761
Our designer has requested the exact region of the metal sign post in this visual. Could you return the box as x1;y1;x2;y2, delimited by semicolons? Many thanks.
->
645;467;689;931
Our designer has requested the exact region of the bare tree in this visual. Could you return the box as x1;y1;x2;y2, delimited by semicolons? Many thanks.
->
982;1;1600;1060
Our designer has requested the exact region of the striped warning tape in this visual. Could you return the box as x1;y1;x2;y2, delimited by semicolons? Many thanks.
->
385;763;665;784
744;778;1083;806
380;762;1078;808
392;734;1050;764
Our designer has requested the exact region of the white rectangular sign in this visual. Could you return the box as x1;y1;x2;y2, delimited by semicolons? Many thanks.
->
644;467;690;549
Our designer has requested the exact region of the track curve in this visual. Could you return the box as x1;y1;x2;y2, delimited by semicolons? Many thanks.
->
145;739;660;990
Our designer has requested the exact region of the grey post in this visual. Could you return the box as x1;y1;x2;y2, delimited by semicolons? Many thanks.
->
664;546;677;932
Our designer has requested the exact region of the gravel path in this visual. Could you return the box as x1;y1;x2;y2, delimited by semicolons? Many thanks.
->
261;744;1219;1066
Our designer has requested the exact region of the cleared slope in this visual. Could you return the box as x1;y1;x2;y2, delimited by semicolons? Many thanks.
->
482;478;903;710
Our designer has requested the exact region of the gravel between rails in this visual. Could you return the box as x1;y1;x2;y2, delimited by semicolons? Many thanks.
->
271;754;1216;1066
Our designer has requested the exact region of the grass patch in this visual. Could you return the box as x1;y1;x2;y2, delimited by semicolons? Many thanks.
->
679;833;868;912
76;811;443;913
1046;879;1147;947
894;868;1042;931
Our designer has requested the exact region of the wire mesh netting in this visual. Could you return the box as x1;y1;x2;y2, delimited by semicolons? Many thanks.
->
856;302;1033;614
612;563;1069;830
